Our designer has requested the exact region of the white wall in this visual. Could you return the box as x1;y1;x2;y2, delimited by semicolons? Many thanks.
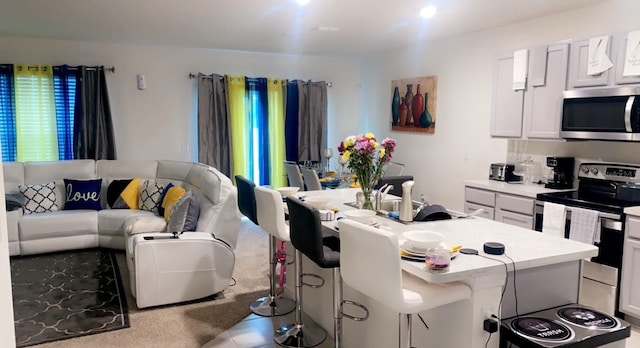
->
361;0;640;211
0;37;363;162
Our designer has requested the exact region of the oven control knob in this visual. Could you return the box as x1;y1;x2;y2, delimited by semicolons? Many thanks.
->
591;168;599;175
582;167;590;174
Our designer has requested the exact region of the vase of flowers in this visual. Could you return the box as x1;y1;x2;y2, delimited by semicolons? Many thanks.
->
338;133;396;210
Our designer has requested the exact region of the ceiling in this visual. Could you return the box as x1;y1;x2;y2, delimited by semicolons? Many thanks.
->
0;0;605;57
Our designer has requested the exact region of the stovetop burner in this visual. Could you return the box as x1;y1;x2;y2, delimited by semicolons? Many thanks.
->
537;162;640;213
535;190;636;215
511;317;574;342
557;307;618;330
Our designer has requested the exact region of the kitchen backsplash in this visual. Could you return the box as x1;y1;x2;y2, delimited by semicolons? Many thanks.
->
505;139;640;186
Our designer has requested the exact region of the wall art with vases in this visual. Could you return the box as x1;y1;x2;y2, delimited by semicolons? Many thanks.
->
390;75;437;134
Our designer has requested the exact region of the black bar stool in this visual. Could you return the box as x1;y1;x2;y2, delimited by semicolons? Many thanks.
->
278;197;368;348
235;175;295;317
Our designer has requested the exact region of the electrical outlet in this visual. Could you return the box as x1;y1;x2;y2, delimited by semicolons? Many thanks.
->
482;305;494;319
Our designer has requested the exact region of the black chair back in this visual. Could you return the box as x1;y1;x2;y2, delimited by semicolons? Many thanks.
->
235;175;258;225
375;175;414;197
286;196;339;268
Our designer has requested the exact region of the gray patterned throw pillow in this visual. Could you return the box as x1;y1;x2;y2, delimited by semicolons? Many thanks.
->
167;190;200;233
18;181;59;214
138;180;165;214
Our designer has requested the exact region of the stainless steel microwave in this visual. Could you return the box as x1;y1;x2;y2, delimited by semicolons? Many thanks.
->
561;87;640;141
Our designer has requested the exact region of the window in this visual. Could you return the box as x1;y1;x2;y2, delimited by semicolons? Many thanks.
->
0;64;76;162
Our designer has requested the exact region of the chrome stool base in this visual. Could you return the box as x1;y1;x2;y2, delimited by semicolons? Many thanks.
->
274;323;327;348
250;295;296;317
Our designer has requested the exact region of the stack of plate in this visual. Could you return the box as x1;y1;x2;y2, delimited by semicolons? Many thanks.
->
399;241;459;262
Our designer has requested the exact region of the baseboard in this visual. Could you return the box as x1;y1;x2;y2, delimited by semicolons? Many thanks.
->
625;314;640;328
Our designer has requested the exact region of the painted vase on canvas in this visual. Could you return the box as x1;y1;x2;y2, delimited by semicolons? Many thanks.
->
412;83;424;126
419;93;433;128
404;84;413;126
399;97;408;126
391;87;400;125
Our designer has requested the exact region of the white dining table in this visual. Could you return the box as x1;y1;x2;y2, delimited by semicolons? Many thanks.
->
283;188;598;348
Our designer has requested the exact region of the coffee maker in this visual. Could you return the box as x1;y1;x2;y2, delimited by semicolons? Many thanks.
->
545;157;575;189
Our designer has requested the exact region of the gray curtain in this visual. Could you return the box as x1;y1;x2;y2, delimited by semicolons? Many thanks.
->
197;73;232;177
74;66;117;159
297;80;327;162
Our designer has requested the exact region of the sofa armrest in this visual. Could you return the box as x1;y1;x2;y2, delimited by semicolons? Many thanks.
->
124;215;167;236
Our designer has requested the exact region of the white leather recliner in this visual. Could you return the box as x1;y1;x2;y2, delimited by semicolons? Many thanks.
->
122;160;241;309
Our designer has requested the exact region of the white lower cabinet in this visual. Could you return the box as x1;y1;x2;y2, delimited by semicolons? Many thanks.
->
495;209;534;229
620;216;640;317
464;201;494;220
464;186;535;229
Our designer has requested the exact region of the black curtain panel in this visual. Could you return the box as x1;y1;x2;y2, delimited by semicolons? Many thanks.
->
197;73;232;177
74;66;116;160
297;80;327;163
284;81;299;163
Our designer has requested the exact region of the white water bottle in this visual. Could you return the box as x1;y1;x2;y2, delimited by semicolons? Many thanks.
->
399;180;415;222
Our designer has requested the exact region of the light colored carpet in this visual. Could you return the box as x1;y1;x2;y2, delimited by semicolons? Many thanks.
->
33;218;270;348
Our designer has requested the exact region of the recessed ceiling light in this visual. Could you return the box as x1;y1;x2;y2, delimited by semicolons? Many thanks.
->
296;0;311;5
420;5;437;18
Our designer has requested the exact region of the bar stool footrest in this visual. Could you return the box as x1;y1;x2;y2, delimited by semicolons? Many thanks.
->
341;299;369;321
301;273;324;288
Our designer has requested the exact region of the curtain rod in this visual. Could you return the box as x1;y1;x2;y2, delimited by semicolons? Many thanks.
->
0;65;115;73
58;66;116;73
188;73;332;87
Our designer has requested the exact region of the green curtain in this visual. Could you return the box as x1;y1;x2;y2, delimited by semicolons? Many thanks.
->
14;65;59;161
226;76;247;183
267;79;287;188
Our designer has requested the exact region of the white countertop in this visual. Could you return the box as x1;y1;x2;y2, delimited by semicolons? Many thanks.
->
464;179;572;198
302;188;598;284
625;206;640;217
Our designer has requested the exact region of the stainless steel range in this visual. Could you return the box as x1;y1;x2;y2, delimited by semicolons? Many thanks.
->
535;163;640;316
500;304;631;348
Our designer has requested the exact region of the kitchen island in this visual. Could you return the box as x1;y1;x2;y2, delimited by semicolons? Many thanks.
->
284;188;599;348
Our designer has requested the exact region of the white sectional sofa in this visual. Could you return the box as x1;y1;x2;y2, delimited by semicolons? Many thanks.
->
3;159;242;308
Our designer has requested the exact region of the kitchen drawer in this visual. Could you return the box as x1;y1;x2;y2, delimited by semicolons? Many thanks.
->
626;216;640;239
579;277;616;315
582;259;618;286
496;193;534;215
495;209;533;230
464;187;495;207
464;202;494;220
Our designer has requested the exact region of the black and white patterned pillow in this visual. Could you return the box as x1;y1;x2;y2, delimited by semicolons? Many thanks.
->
138;180;165;214
18;181;59;214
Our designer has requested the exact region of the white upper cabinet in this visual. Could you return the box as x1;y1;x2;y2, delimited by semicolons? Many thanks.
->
615;32;640;85
490;51;525;137
568;37;614;88
523;43;569;139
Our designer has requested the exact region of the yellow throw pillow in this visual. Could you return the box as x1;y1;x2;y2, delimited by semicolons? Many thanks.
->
108;178;141;210
162;185;187;221
120;178;140;210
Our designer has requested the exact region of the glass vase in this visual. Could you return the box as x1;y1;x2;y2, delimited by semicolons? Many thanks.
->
360;186;374;210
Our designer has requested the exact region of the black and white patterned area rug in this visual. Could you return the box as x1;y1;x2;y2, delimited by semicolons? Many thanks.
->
11;249;130;347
